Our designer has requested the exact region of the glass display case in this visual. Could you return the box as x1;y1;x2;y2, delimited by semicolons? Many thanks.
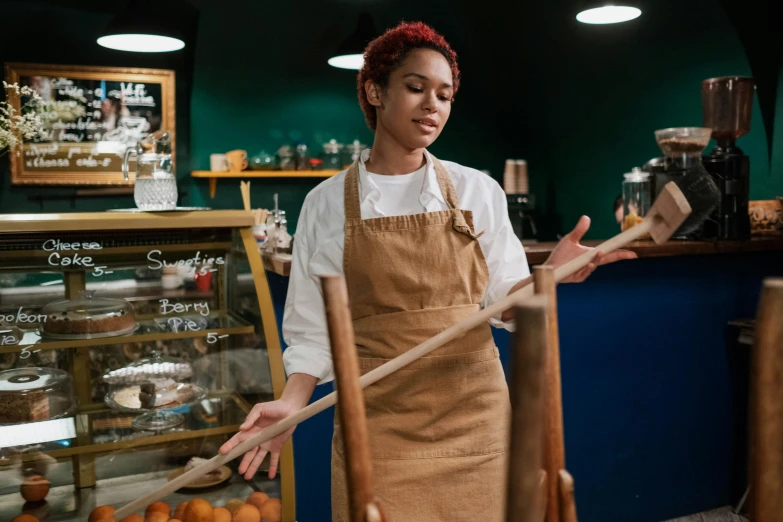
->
0;211;294;521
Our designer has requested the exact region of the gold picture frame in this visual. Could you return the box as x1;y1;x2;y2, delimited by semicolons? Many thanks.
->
4;63;175;185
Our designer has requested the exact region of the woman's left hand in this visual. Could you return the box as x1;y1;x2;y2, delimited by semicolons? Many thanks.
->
546;216;637;283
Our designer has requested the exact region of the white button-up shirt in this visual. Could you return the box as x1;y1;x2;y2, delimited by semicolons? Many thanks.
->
282;148;529;384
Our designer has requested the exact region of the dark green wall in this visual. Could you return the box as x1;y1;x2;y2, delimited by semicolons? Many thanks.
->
1;0;780;241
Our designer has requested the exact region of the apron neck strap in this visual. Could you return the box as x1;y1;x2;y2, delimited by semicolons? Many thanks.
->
343;152;461;221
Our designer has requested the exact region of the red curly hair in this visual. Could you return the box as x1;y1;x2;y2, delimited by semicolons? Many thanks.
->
357;21;461;131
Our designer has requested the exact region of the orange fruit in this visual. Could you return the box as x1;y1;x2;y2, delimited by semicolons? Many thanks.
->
90;506;117;522
245;493;269;512
232;504;260;522
259;499;281;522
146;513;170;522
120;515;144;522
146;501;171;519
173;502;189;520
11;515;40;522
20;475;50;502
213;507;231;522
223;500;244;515
170;520;183;522
183;498;213;522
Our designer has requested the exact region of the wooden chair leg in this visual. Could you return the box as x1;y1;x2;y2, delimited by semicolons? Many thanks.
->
507;296;549;522
322;276;386;522
749;278;783;522
533;266;566;522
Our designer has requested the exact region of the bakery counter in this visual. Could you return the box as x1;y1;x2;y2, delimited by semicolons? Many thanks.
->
523;235;783;264
0;211;294;522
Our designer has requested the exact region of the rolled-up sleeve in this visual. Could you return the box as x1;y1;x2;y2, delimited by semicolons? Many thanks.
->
281;201;335;384
477;182;530;331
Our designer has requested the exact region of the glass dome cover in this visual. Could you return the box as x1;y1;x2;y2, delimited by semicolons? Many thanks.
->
103;351;205;431
0;367;76;425
41;291;137;339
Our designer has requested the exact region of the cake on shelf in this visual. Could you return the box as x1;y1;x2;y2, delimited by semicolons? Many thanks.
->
41;291;136;337
0;390;50;424
0;368;75;425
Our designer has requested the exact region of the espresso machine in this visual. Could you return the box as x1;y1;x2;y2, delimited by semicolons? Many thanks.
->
701;76;755;240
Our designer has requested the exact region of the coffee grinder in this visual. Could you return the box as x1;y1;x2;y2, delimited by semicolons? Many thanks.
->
701;76;755;240
648;127;714;239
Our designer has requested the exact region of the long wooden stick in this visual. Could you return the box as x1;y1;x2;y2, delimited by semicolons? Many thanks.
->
115;215;669;518
506;296;549;522
749;278;783;522
533;266;566;522
323;276;385;522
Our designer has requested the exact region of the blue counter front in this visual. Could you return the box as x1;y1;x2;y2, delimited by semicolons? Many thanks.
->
265;246;783;522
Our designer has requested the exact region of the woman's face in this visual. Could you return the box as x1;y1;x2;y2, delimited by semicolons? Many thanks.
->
367;49;454;150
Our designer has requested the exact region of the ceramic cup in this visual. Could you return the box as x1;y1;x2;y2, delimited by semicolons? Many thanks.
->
210;153;229;172
226;150;248;172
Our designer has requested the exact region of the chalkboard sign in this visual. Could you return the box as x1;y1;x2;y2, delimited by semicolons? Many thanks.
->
4;63;175;185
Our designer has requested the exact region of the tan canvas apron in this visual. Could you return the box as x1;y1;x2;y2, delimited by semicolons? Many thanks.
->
331;156;511;522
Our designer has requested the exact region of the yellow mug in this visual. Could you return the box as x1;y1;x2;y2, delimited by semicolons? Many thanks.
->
226;149;248;172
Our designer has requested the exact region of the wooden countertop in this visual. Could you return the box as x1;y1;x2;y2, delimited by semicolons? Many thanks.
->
523;235;783;265
0;210;254;233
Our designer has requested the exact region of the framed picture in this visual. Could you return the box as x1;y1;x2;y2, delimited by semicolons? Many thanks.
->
3;63;175;185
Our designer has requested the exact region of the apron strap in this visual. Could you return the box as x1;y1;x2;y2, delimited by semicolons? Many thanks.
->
430;155;461;210
344;160;362;221
343;152;462;220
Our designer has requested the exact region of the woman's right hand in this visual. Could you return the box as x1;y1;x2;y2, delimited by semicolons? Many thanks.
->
219;399;299;480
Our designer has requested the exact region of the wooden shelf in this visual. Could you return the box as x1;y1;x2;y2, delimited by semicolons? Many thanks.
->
0;312;254;354
5;391;256;461
191;170;341;198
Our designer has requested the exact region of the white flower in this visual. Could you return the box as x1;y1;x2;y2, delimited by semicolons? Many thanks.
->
1;82;47;156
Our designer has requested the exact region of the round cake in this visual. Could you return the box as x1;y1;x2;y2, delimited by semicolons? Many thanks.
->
41;292;135;337
43;308;134;335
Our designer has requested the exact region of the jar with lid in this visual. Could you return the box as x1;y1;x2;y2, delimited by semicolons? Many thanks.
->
277;146;295;171
295;143;310;171
344;140;366;168
622;167;651;231
322;139;344;170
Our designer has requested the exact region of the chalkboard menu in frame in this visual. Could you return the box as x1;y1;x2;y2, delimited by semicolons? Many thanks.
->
4;63;175;185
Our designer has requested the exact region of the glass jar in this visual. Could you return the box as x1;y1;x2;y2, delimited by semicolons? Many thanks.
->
40;291;137;339
277;145;295;170
0;367;77;425
322;139;344;170
344;140;366;168
295;143;310;171
622;167;651;231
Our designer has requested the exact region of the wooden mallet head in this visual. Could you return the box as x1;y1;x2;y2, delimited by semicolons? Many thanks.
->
646;181;693;244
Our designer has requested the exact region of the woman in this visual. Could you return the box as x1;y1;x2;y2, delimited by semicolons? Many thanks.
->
220;21;635;521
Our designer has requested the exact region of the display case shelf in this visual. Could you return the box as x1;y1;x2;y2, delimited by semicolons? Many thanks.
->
0;312;254;354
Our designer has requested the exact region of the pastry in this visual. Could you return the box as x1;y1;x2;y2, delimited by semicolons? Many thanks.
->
183;457;223;484
112;379;190;410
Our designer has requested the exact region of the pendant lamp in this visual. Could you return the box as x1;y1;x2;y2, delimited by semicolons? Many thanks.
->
98;0;185;53
576;1;642;24
328;12;376;70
